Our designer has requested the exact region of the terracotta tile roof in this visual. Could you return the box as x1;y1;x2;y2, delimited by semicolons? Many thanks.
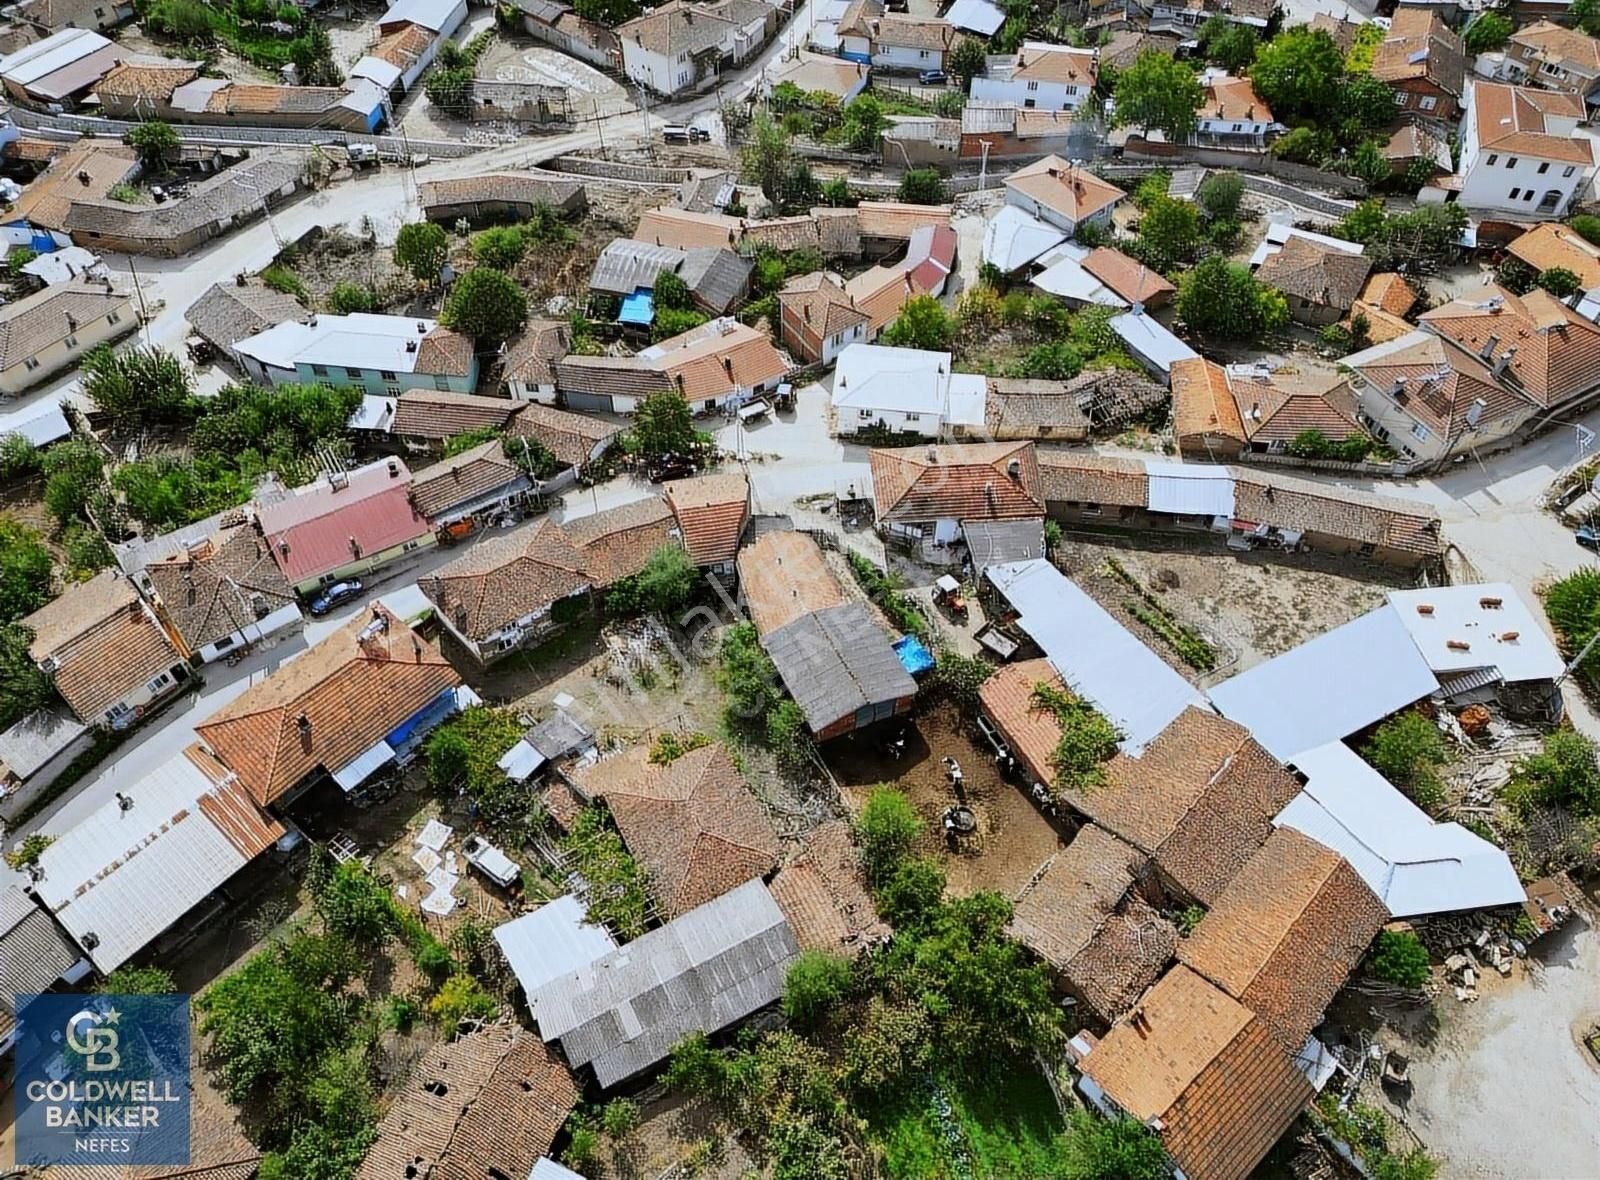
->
96;58;200;100
842;264;918;333
5;135;72;163
553;354;674;402
769;819;887;955
977;658;1064;785
1255;234;1372;311
195;605;460;805
1225;365;1363;445
1198;73;1273;123
1231;468;1442;557
1172;357;1245;446
779;271;870;340
186;281;306;354
0;279;133;373
1099;28;1180;68
357;1024;578;1180
1371;7;1465;98
855;200;952;240
1347;329;1532;444
1005;157;1125;225
22;570;183;723
983;378;1091;438
416;171;586;213
1035;450;1147;507
372;21;435;68
872;12;957;51
1308;12;1362;53
144;523;297;655
653;318;790;402
1180;827;1388;1052
1008;824;1176;1022
737;529;845;634
562;495;678;584
1346;300;1415;345
574;742;779;915
1360;272;1418;318
1081;247;1176;306
1382;121;1451;169
636;205;742;250
420;517;591;641
1420;283;1600;407
617;0;733;57
1068;708;1302;906
1010;41;1097;84
415;326;476;377
1471;82;1595;166
1083;965;1314;1180
46;1089;261;1179
1509;20;1600;78
409;438;526;520
502;319;571;387
869;441;1045;524
506;401;620;470
256;459;432;586
665;471;749;565
392;390;517;442
1506;221;1600;290
204;82;349;116
8;140;134;231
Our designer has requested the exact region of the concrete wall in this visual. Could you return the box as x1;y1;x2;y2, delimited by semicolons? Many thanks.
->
291;534;437;597
193;602;303;664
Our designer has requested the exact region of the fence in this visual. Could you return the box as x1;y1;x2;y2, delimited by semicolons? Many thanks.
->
1238;451;1421;479
545;154;692;185
1117;138;1368;197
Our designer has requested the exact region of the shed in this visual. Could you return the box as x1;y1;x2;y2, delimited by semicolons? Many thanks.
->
494;895;618;999
763;602;919;739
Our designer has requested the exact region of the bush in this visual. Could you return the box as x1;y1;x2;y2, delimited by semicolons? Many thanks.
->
880;294;954;351
1572;214;1600;248
648;729;712;765
1507;729;1600;816
765;699;813;778
260;265;307;299
782;949;853;1027
654;267;695;311
1362;711;1449;812
424;706;533;831
393;221;449;284
718;621;781;726
1367;928;1430;988
1029;682;1121;791
1056;1110;1172;1180
126;120;178;169
1544;568;1600;686
561;807;650;938
1177;255;1288;341
1196;170;1244;222
898;167;947;204
1539;265;1583;299
0;516;53;621
97;965;176;994
326;282;376;314
441;267;527;341
854;786;921;883
427;973;498;1028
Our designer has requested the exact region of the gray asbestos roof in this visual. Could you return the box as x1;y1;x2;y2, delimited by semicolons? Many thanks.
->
678;247;753;313
528;878;798;1087
762;602;918;733
590;240;751;312
0;885;84;1038
963;519;1046;568
64;151;308;241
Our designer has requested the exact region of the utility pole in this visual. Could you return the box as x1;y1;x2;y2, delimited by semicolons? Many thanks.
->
638;83;654;157
127;254;152;347
979;139;991;192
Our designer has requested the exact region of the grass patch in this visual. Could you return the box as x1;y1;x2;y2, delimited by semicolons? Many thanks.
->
869;1067;1067;1179
1106;555;1217;671
846;551;930;640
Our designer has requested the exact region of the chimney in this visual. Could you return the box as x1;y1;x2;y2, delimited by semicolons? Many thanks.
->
78;170;91;186
1479;333;1499;361
1447;639;1471;651
65;314;77;332
349;536;362;558
1500;631;1520;641
1416;603;1434;615
296;712;311;735
1494;345;1516;376
387;458;399;478
417;321;428;333
1480;596;1504;608
115;792;133;811
235;272;248;287
1465;398;1485;429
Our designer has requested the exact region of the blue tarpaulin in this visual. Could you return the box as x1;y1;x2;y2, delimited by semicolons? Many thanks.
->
619;289;655;325
893;634;934;677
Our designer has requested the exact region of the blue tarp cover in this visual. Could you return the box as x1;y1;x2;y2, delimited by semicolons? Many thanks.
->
619;289;654;325
893;634;934;677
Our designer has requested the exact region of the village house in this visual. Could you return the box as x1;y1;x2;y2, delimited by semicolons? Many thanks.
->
1450;82;1595;218
956;104;1080;160
768;820;889;957
467;77;572;124
1002;155;1125;236
1171;357;1366;460
832;343;986;437
21;570;190;729
356;1023;578;1180
967;377;1092;443
233;312;478;397
1031;242;1177;310
140;522;302;664
0;705;93;821
1371;7;1467;121
870;441;1046;552
255;457;435;597
408;438;533;528
348;0;468;95
1505;220;1600;292
513;0;620;71
184;280;307;370
390;390;517;451
502;319;572;402
556;317;789;415
616;0;773;96
664;471;751;575
195;604;465;806
969;41;1098;110
506;400;622;476
570;743;780;917
737;529;918;739
1345;270;1421;345
417;172;588;225
95;59;386;133
1383;120;1454;183
1494;20;1600;109
838;4;961;71
1191;70;1279;149
1148;0;1274;33
13;0;134;35
0;277;135;394
589;239;753;319
0;26;120;106
765;49;870;104
777;271;871;364
528;879;799;1088
29;743;285;974
1254;233;1373;326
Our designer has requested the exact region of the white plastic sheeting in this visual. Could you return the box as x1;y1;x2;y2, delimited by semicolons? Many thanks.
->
1144;460;1235;518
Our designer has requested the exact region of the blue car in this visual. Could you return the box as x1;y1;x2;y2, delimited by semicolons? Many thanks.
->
309;579;364;616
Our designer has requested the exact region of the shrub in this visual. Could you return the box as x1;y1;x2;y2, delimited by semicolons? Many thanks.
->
470;225;526;269
854;786;921;883
1571;214;1600;248
1539;266;1583;299
441;267;527;341
393;221;449;284
782;949;853;1027
898;167;947;204
326;282;376;314
260;265;307;299
1368;929;1430;987
1544;568;1600;685
428;973;498;1028
1029;682;1121;790
1506;729;1600;816
1056;1110;1172;1180
1196;170;1244;221
649;729;712;764
1362;711;1449;812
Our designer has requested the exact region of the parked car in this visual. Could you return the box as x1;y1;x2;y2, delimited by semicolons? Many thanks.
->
309;579;364;616
919;69;948;86
1577;524;1600;551
663;124;711;144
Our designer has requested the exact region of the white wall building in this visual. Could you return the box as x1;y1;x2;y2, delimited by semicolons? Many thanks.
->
1452;81;1596;217
831;343;985;436
970;42;1097;110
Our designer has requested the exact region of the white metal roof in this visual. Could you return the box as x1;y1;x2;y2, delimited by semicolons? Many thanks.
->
19;246;99;286
494;895;618;998
32;751;270;972
1144;459;1235;518
1208;605;1440;761
945;0;1005;36
529;1158;587;1180
947;371;988;427
1248;221;1366;268
0;28;111;86
1030;256;1127;306
1278;741;1525;917
348;393;396;432
498;739;545;783
1386;584;1564;684
332;739;395;791
379;0;461;31
1109;309;1198;376
987;558;1209;754
0;398;69;447
832;343;952;415
981;204;1067;274
235;313;443;376
377;582;432;623
349;54;404;90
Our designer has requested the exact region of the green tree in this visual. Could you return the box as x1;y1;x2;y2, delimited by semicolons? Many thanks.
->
311;857;402;949
781;949;853;1027
1464;10;1513;53
326;282;376;314
717;621;780;725
740;111;793;201
393;221;450;284
1136;195;1199;271
1362;710;1450;812
441;267;526;341
0;623;53;729
0;516;53;621
842;92;888;152
289;21;341;86
1349;138;1392;188
1177;254;1288;341
1112;51;1202;139
1368;928;1430;987
949;35;988;89
1250;27;1345;122
630;390;698;458
765;698;811;776
1196;170;1244;222
1055;1110;1172;1180
1198;15;1258;72
874;855;946;928
1544;567;1600;685
610;542;698;617
881;294;955;350
1507;729;1600;816
81;345;193;423
652;306;710;342
0;433;40;482
1571;214;1600;247
41;439;105;526
1539;266;1583;299
97;965;177;994
820;176;854;207
423;706;532;831
425;64;473;114
654;267;695;311
897;166;947;205
573;0;640;22
1338;71;1403;145
840;996;932;1097
853;786;921;883
126;120;178;170
470;225;527;269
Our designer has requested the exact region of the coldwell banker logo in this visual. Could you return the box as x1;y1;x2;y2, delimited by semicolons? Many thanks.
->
13;993;191;1167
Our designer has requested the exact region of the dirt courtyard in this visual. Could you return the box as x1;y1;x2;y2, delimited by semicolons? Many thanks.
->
828;702;1066;898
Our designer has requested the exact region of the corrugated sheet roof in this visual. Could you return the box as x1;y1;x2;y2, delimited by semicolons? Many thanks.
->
494;895;618;998
762;602;918;733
